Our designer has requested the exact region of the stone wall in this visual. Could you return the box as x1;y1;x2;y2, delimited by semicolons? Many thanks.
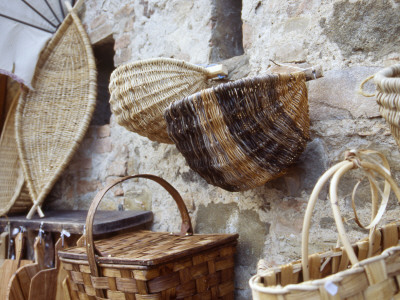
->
46;0;400;298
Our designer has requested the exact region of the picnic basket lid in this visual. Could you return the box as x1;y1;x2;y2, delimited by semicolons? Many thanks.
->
164;72;309;191
58;230;238;267
15;5;97;219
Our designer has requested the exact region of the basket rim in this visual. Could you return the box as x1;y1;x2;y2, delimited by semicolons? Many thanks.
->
171;72;305;106
374;64;400;88
249;244;400;295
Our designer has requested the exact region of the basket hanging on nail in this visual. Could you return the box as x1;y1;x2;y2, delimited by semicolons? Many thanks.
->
108;57;227;144
373;64;400;146
164;72;310;192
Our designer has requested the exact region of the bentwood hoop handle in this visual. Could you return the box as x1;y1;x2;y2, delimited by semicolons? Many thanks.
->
85;174;193;278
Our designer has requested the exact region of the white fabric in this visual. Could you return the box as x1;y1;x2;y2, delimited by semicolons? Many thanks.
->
0;0;71;89
0;17;52;89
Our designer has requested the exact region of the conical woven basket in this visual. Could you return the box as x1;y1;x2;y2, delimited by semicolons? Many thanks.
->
0;91;30;216
165;72;309;191
374;64;400;147
109;58;226;144
16;8;97;219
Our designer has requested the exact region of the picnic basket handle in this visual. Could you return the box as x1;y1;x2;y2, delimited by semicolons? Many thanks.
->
85;174;193;278
301;150;400;281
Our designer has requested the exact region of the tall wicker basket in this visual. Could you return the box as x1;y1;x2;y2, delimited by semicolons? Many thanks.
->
373;64;400;147
59;174;238;299
165;72;309;192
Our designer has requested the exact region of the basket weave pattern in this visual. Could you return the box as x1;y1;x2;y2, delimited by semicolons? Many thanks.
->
0;92;30;216
109;58;212;143
251;224;400;299
374;64;400;147
165;73;309;191
61;232;236;299
59;174;238;299
15;9;97;218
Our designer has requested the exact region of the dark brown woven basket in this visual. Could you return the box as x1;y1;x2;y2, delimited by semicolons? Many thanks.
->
164;72;310;191
58;174;238;299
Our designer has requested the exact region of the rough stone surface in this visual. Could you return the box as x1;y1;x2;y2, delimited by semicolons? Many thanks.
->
41;1;400;298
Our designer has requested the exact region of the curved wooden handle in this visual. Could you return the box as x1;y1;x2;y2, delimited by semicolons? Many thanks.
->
85;174;193;278
301;153;400;281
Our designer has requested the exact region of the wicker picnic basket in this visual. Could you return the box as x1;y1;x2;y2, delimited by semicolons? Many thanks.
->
250;150;400;299
15;4;97;219
58;174;238;299
164;72;309;192
0;91;31;216
108;57;227;144
373;64;400;147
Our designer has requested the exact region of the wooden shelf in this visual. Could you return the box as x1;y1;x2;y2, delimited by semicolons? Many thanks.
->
0;210;153;235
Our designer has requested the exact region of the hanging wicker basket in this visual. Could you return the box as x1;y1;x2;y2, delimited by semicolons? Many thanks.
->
0;91;30;216
164;72;310;191
373;64;400;147
108;57;227;144
15;5;97;219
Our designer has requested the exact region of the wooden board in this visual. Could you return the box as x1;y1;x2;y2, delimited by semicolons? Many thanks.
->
0;210;153;235
0;232;32;300
7;237;46;300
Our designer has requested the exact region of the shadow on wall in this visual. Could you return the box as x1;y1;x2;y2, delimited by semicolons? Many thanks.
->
195;202;270;296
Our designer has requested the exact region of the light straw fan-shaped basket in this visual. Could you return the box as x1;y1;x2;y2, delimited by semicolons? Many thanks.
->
16;7;97;219
165;72;309;191
0;91;30;216
109;58;226;144
374;64;400;147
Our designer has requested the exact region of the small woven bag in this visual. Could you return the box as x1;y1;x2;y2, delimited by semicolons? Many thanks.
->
108;58;227;144
164;72;309;191
250;150;400;299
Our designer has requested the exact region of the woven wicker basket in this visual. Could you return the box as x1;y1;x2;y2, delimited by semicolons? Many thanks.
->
0;91;30;216
165;72;309;192
250;150;400;299
374;64;400;147
109;58;227;144
16;6;97;219
59;174;238;299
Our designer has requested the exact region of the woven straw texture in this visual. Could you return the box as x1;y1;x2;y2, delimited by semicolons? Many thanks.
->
58;174;238;299
109;58;215;144
0;91;30;216
374;64;400;147
250;150;400;300
15;9;97;219
165;72;309;192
